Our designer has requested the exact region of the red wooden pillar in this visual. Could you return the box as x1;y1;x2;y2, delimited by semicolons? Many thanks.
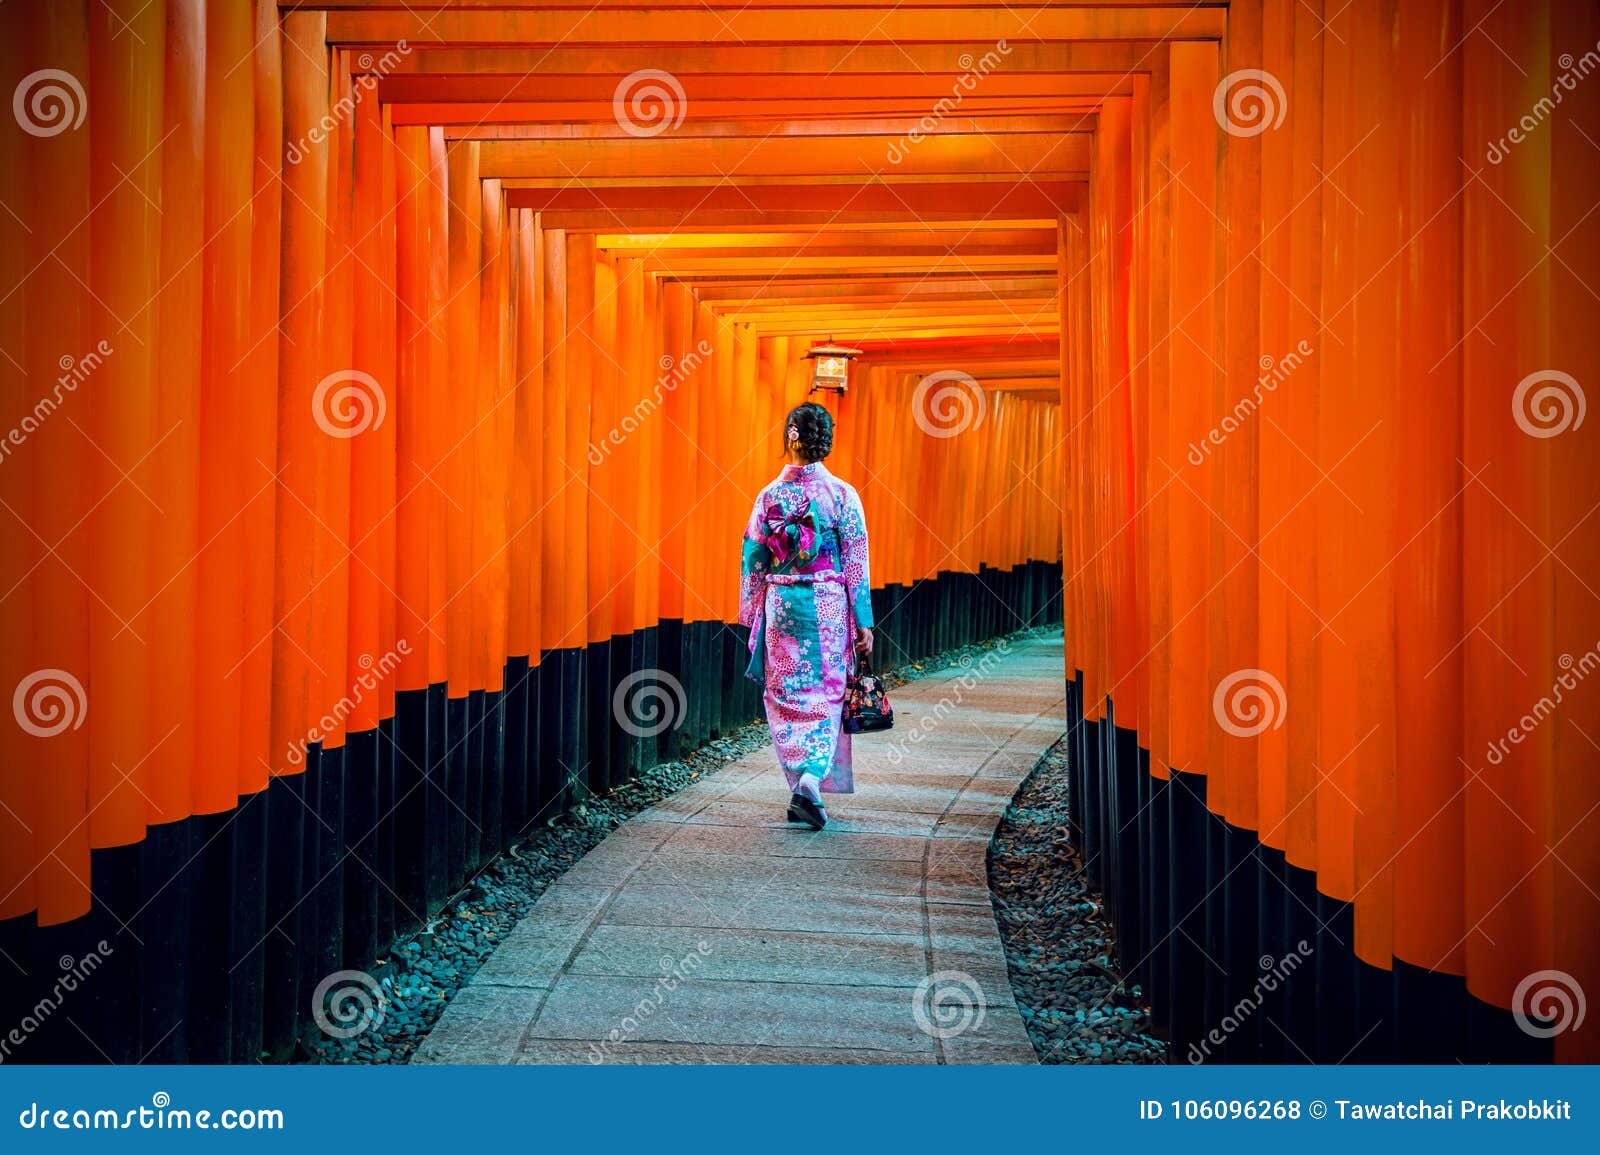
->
444;140;482;699
1392;0;1466;982
87;0;165;844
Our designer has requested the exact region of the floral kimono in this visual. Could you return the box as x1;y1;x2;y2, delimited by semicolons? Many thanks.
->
740;461;874;794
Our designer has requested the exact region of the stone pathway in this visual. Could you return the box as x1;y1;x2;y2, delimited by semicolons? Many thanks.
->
413;635;1066;1065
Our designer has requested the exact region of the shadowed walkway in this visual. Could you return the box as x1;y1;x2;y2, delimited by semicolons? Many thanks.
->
413;636;1066;1065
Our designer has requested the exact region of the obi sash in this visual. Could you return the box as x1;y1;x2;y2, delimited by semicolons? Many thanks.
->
744;569;846;683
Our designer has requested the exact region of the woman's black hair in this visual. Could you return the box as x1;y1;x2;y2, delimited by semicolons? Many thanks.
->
784;401;835;463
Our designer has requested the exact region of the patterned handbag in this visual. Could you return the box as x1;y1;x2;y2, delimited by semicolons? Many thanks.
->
842;653;894;733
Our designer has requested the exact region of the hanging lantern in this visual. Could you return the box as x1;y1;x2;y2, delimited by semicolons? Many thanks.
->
804;340;862;395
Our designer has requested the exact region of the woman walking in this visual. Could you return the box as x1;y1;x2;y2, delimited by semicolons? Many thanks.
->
740;402;874;830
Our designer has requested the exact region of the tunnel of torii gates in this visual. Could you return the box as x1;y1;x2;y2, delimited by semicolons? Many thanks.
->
0;0;1595;1068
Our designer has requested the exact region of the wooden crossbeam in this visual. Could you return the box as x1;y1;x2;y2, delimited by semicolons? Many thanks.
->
325;8;1224;45
479;133;1090;180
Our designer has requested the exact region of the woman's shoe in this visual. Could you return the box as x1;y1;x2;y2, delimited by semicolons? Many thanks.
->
788;791;827;831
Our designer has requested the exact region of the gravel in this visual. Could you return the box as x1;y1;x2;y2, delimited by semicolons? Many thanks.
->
987;736;1168;1064
305;626;1050;1065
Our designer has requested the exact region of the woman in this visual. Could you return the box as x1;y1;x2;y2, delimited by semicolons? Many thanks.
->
740;402;874;830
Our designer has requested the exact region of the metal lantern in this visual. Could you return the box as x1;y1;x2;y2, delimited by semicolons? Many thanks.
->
804;340;862;395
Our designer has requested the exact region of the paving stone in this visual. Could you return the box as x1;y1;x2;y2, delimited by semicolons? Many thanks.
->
526;974;939;1054
410;985;547;1065
821;811;944;837
569;924;929;987
940;1037;1040;1065
927;901;1009;955
471;919;591;988
927;947;1023;1008
660;822;930;862
949;780;1018;808
932;811;1007;840
513;882;617;926
602;881;926;937
841;783;967;815
629;848;930;897
924;842;995;906
517;1040;937;1065
682;797;940;837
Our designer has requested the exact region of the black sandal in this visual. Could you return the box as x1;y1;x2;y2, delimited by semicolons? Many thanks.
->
786;791;827;831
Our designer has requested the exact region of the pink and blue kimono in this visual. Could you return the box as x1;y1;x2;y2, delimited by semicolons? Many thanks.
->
740;461;874;794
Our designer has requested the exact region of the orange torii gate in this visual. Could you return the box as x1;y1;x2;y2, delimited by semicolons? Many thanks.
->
0;0;1593;1068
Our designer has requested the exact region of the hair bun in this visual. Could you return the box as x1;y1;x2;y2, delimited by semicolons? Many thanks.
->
787;401;834;462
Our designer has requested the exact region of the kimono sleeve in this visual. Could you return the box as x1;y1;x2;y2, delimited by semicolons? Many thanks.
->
739;489;772;628
837;483;875;628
